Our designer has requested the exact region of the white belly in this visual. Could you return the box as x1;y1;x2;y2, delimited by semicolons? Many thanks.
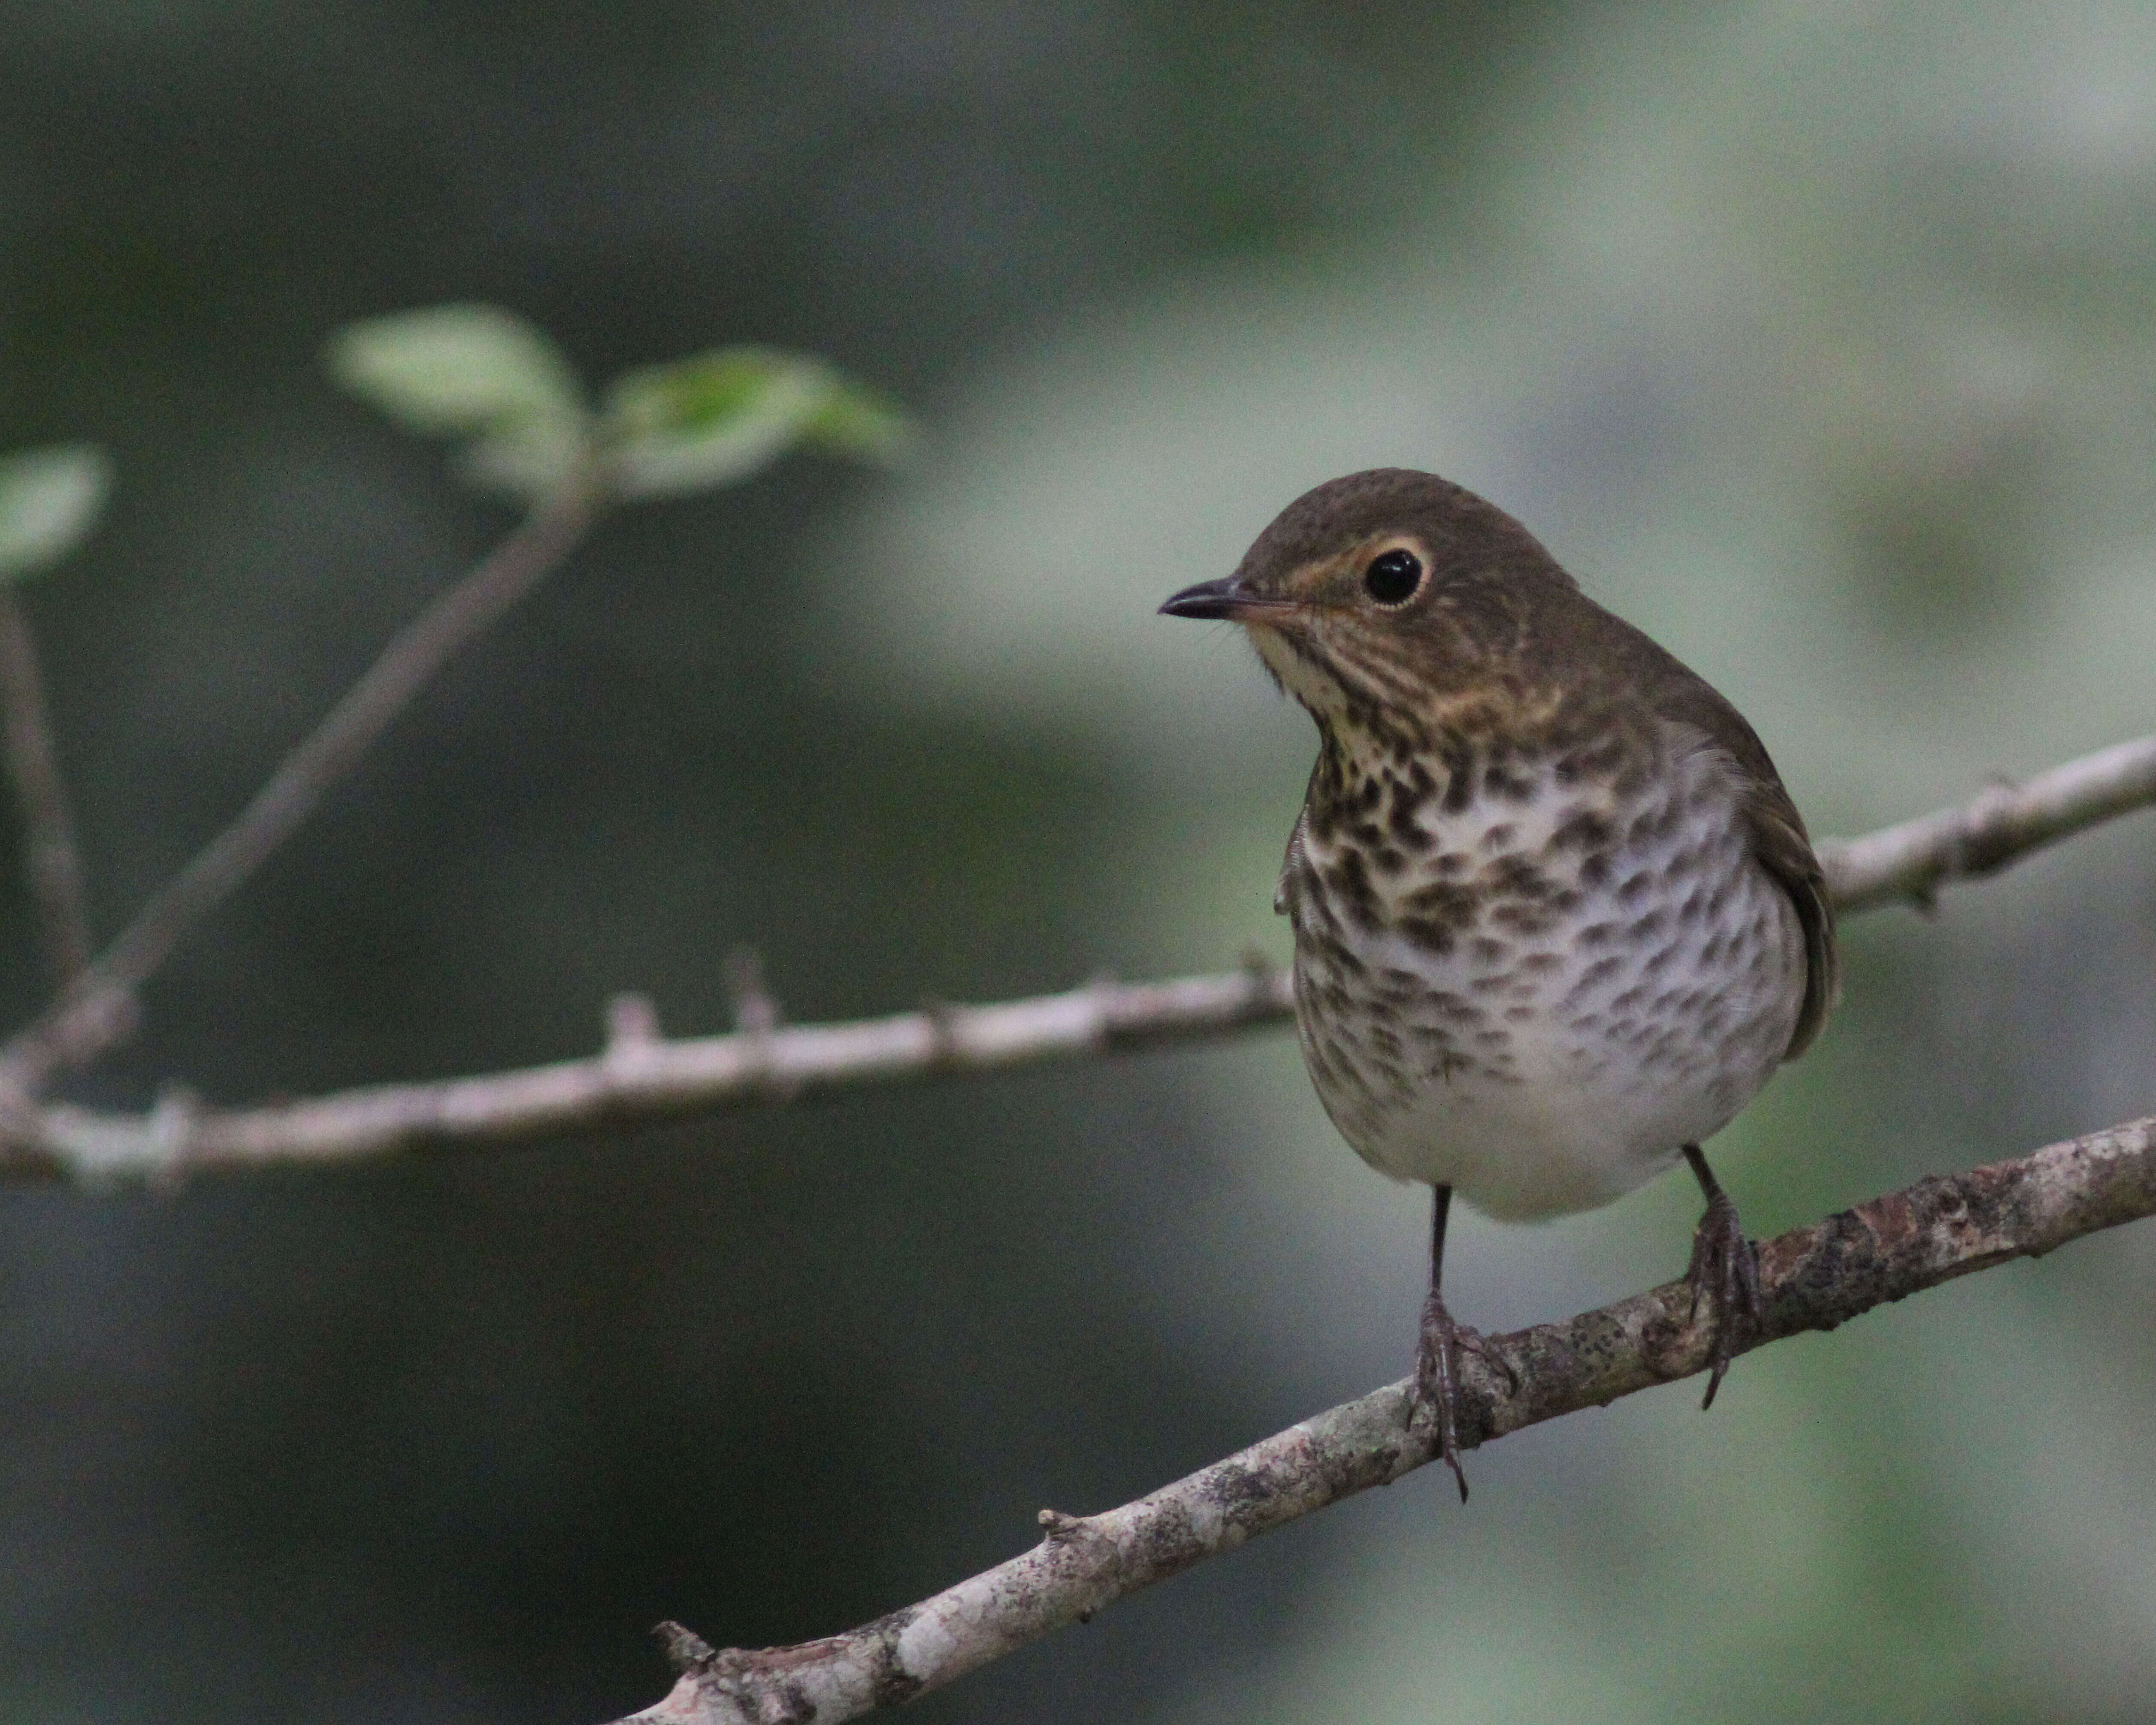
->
1288;742;1804;1221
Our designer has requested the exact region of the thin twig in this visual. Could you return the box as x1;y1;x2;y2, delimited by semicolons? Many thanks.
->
608;1115;2156;1725
0;589;93;986
6;732;2156;1180
0;473;605;1101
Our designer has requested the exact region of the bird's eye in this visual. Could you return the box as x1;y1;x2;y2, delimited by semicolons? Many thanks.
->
1363;548;1423;605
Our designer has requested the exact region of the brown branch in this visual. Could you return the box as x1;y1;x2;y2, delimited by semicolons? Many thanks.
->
607;1116;2156;1725
0;589;92;986
8;732;2156;1181
0;473;605;1103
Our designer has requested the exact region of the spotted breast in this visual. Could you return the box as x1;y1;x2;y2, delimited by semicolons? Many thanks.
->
1281;714;1808;1221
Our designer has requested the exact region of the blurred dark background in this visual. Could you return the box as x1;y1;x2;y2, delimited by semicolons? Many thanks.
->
6;3;2156;1721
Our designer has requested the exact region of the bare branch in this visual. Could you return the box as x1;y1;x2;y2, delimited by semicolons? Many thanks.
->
0;589;92;985
6;967;1291;1180
8;734;2156;1181
1817;732;2156;912
0;474;605;1101
605;1115;2156;1725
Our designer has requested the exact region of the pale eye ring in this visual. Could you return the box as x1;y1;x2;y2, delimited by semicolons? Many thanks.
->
1363;548;1423;605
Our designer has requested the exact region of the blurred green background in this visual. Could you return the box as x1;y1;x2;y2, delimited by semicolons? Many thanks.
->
5;2;2156;1721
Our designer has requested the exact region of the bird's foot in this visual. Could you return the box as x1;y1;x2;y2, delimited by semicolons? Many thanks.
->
1405;1289;1510;1501
1684;1179;1763;1410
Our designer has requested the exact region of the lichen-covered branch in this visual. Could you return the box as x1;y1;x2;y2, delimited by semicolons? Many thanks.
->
6;733;2156;1181
611;1114;2156;1725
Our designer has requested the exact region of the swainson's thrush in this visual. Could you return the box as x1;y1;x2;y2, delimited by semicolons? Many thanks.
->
1162;469;1836;1499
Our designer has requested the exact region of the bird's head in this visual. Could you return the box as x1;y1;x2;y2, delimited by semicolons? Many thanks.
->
1159;468;1575;733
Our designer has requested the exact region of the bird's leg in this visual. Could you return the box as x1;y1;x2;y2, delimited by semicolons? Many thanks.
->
1681;1143;1763;1409
1405;1184;1510;1501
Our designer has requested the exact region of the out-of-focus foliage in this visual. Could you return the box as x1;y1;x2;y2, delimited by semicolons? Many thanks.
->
0;444;110;581
602;348;910;499
327;303;590;501
3;4;2155;1725
325;305;908;504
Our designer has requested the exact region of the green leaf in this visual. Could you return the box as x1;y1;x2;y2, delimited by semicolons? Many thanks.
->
0;444;113;583
325;304;589;500
599;348;912;500
801;381;914;464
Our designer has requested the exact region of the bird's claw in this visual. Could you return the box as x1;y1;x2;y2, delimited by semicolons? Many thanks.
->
1684;1185;1762;1409
1404;1288;1512;1501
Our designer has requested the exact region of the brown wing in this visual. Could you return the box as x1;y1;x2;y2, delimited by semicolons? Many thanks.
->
1738;773;1838;1060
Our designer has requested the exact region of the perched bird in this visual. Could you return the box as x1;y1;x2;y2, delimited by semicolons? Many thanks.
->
1161;469;1835;1499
